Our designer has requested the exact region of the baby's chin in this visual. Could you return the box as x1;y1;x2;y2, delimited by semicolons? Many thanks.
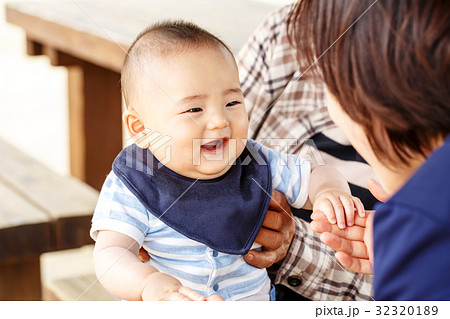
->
186;162;235;180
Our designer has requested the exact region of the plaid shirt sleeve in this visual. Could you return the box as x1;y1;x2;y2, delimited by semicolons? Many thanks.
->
237;5;374;301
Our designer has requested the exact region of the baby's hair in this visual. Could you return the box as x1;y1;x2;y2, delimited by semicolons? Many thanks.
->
121;20;233;109
288;0;450;167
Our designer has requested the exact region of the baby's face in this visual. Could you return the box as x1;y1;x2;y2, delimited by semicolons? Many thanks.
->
134;46;248;180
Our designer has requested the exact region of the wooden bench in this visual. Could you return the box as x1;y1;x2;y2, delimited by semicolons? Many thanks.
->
40;245;117;301
43;274;117;301
0;137;99;300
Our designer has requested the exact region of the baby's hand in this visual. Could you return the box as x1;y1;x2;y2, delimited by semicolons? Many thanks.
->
313;190;365;229
141;272;207;301
206;294;225;301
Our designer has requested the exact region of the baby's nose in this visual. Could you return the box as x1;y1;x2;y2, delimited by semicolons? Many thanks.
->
207;114;229;130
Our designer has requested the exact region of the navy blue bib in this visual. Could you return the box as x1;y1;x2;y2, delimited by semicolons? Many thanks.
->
112;142;272;255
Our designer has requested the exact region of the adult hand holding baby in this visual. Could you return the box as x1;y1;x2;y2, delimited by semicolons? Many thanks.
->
243;190;295;269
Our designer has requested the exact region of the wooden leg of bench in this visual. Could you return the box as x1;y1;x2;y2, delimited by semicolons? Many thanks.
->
0;256;42;300
67;61;123;191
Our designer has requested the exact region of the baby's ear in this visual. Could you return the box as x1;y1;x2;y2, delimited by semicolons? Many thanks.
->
123;109;144;134
122;109;150;148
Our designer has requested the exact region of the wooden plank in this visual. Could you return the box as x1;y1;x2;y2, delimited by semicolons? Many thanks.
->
0;181;48;229
0;222;51;261
0;138;99;249
0;164;51;301
0;180;52;259
5;2;126;73
0;256;42;300
0;139;99;220
55;216;94;251
5;0;279;72
41;47;85;67
43;274;117;301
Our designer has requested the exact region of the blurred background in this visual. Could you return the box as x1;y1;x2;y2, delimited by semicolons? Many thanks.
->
0;0;292;301
1;0;69;175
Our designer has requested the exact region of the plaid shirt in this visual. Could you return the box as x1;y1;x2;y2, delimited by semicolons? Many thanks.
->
237;5;374;301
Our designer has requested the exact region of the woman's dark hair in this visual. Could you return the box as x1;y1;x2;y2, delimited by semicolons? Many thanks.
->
288;0;450;166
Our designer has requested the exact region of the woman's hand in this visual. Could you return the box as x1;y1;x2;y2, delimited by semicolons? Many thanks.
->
244;190;296;268
310;211;374;274
367;178;390;202
309;178;388;274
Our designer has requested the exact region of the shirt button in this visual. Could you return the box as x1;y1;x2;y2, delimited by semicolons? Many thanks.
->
212;250;218;257
287;276;302;287
213;284;219;291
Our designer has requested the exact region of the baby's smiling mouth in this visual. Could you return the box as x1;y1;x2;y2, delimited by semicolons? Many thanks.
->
200;138;229;154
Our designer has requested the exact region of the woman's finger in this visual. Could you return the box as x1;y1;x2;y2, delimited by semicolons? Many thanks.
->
367;178;389;202
335;251;373;275
310;220;366;241
320;232;368;258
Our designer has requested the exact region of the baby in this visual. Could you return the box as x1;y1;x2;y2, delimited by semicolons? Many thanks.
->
90;21;364;301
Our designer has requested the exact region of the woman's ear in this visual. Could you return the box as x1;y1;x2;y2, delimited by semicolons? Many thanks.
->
122;109;150;148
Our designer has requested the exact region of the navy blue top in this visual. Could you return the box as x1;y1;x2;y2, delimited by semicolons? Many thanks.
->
374;136;450;300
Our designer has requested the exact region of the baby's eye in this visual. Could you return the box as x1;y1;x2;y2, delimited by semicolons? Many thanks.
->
185;107;203;113
226;101;241;107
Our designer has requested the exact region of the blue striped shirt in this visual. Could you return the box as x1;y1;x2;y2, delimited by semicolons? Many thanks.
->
90;140;310;300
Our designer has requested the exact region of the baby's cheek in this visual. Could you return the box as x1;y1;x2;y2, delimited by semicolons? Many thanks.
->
238;112;249;134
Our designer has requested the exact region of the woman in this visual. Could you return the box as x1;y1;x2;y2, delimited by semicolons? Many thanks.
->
289;0;450;300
